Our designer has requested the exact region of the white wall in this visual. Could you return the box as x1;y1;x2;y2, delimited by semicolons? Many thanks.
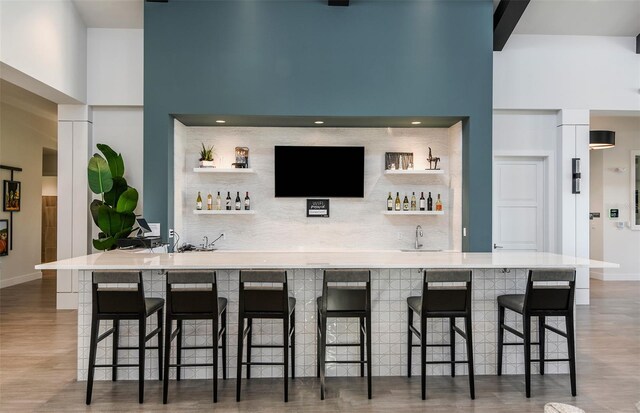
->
175;125;462;251
494;35;640;111
0;80;57;288
589;116;640;280
87;29;143;106
0;0;87;104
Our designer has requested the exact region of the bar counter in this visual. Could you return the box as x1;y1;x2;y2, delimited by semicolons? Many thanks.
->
36;250;615;382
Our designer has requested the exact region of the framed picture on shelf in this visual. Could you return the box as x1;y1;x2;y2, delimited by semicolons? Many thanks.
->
3;180;20;212
233;147;249;168
385;152;413;170
0;219;8;256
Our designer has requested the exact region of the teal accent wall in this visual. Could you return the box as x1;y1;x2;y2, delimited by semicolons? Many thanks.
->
144;0;493;251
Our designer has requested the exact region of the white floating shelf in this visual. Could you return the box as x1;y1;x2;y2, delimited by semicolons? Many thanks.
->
383;211;444;216
193;210;256;215
384;169;444;175
193;168;255;173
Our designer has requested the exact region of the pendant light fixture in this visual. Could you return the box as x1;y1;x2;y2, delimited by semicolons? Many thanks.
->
589;130;615;150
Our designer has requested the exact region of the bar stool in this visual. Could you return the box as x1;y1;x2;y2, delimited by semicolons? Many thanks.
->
236;270;295;402
162;271;227;404
317;269;372;400
86;271;164;405
407;269;474;400
497;268;577;398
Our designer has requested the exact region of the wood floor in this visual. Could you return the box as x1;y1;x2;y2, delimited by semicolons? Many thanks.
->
1;276;638;412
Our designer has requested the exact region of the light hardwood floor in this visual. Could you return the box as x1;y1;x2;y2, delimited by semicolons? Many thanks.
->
0;276;638;412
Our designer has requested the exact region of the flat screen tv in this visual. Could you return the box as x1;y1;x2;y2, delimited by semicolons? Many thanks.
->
275;146;365;197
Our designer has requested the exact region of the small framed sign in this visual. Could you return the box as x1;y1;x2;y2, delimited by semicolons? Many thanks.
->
609;208;619;218
307;199;329;218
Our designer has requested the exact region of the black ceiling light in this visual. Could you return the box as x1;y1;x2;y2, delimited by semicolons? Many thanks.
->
328;0;349;6
589;130;615;150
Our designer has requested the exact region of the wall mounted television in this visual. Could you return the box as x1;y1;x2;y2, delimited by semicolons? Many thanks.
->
274;146;365;198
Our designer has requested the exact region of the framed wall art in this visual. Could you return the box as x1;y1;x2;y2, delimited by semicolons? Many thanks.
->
3;180;20;212
0;219;8;256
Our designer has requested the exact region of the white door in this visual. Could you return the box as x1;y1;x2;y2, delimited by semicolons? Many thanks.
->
493;157;545;251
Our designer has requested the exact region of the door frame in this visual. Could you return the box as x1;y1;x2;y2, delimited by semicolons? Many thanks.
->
493;151;556;253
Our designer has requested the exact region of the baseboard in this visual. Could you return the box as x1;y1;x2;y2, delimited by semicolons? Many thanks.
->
0;271;42;289
601;273;640;281
589;271;605;280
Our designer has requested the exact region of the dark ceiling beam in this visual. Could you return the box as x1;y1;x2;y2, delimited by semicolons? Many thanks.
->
636;34;639;54
328;0;349;6
493;0;530;51
145;0;168;2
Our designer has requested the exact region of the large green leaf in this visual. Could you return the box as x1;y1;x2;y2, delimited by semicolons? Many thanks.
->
87;154;113;194
90;199;103;227
104;177;128;208
93;237;116;251
97;144;125;178
116;188;138;214
97;205;123;236
121;212;136;230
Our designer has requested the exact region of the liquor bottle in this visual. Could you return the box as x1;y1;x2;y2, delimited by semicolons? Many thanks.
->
215;191;222;210
403;194;409;211
410;192;417;211
244;192;251;210
394;192;401;211
207;191;213;210
196;191;203;210
226;192;232;210
427;192;433;211
235;191;241;210
387;192;393;211
419;192;426;211
435;194;443;211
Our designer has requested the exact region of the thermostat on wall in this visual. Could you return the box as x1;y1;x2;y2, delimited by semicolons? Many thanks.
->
609;209;619;218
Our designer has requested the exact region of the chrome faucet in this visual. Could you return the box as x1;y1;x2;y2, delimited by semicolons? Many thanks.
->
202;236;209;249
415;225;423;250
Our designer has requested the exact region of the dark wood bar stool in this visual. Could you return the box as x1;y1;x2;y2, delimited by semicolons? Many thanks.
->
162;271;227;404
497;268;577;398
86;271;164;405
317;269;372;400
407;269;474;400
236;270;295;402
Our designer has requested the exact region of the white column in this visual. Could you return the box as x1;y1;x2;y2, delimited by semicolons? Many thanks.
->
57;105;92;309
557;109;590;305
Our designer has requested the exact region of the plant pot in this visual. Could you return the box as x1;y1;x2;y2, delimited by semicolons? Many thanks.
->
199;160;215;168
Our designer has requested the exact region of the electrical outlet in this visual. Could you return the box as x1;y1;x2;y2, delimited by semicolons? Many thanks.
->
397;232;403;240
169;229;174;239
463;228;467;237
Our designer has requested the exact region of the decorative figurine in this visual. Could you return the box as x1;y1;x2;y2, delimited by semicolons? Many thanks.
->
426;147;440;170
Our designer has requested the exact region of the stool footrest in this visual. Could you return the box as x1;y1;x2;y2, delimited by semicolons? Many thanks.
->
411;343;451;348
543;324;567;338
170;363;216;368
452;325;467;339
530;358;570;362
501;324;524;339
247;344;291;348
117;346;159;350
241;362;285;366
424;360;470;365
324;360;367;364
95;363;138;368
325;343;364;347
97;328;115;343
181;345;223;350
501;342;540;346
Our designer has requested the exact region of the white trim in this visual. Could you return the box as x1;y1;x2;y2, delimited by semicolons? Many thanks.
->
590;272;640;281
0;271;42;289
630;150;640;230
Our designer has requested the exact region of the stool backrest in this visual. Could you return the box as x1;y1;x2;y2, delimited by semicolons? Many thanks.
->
321;269;371;313
421;269;472;315
166;271;219;315
239;270;289;314
92;271;144;315
524;268;576;314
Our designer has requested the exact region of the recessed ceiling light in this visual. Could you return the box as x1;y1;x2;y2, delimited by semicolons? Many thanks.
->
411;121;422;125
314;121;324;125
215;120;226;124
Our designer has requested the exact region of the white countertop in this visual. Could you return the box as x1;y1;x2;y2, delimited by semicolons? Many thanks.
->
35;250;618;271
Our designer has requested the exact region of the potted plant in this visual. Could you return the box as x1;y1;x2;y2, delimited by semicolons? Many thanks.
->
87;144;139;250
199;143;215;168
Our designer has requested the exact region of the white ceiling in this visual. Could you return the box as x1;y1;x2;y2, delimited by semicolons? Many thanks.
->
72;0;640;37
72;0;143;29
496;0;640;37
